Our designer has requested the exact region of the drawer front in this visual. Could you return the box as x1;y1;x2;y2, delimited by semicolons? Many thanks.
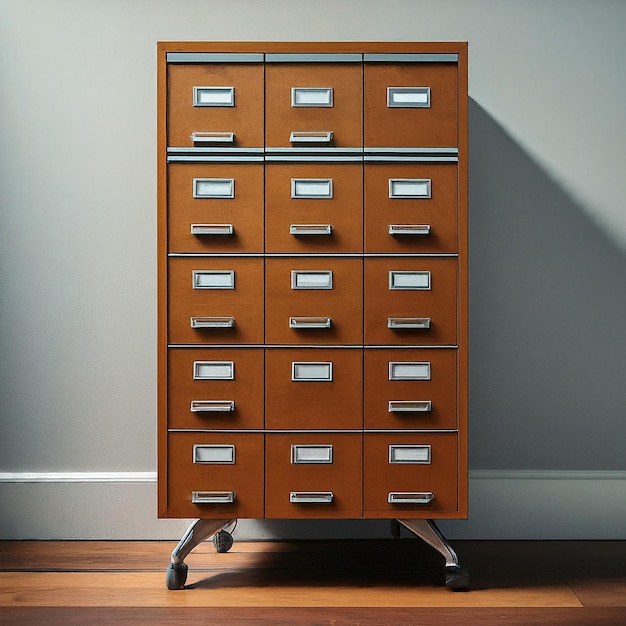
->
265;163;363;253
364;163;458;254
166;432;264;518
168;257;264;345
364;62;458;148
265;62;362;148
265;348;363;430
265;258;363;345
265;433;362;518
168;163;264;253
364;348;457;430
364;257;457;345
363;433;458;517
167;62;264;148
167;348;264;430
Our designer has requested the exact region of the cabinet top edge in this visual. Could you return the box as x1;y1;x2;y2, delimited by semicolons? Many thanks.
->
157;41;468;55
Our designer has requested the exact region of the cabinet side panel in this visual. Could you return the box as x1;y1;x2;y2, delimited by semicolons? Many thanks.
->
457;43;469;517
157;44;169;516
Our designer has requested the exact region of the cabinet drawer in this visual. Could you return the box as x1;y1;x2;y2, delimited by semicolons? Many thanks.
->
364;257;457;345
363;433;458;517
364;348;457;430
265;61;362;148
265;258;363;345
168;163;264;253
167;62;264;148
364;61;458;148
167;348;264;430
364;163;458;254
166;432;264;518
265;433;362;518
265;348;363;430
168;257;264;344
265;163;363;253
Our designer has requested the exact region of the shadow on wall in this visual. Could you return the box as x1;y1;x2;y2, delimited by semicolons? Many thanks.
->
468;98;626;470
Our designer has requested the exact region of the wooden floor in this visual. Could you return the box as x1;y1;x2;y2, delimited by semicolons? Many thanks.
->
1;539;625;624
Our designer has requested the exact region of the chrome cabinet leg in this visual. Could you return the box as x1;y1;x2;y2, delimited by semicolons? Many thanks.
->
166;518;235;589
397;519;469;590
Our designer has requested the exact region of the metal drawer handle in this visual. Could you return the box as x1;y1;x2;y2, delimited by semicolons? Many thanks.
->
191;224;234;236
192;491;236;504
388;400;432;413
388;492;435;504
290;491;334;504
289;224;333;236
387;317;431;329
388;224;431;236
289;131;333;144
289;317;332;329
190;131;235;144
190;400;235;413
191;317;235;329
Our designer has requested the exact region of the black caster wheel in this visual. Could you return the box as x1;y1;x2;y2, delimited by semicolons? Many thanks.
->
165;562;188;590
390;519;401;539
213;530;234;553
444;565;470;591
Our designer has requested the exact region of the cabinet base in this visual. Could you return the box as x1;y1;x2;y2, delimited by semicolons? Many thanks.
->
165;517;469;590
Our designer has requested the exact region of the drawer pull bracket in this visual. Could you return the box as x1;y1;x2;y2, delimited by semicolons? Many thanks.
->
388;400;432;413
191;491;236;504
388;224;431;236
289;224;333;236
190;400;235;413
289;317;332;329
191;316;235;329
388;492;435;504
190;131;235;144
191;224;234;236
289;131;333;144
387;317;431;329
290;491;334;504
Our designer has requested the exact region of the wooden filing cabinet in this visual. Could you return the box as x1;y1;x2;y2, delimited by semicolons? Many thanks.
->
157;42;468;590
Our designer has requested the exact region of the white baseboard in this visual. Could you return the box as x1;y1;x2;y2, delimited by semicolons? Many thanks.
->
1;470;625;540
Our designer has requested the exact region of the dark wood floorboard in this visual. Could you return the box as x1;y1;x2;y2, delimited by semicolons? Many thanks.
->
2;607;626;625
1;539;625;624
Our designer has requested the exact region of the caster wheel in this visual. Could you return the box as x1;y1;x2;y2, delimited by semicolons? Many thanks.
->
166;562;188;590
213;530;234;553
444;565;470;591
390;519;401;539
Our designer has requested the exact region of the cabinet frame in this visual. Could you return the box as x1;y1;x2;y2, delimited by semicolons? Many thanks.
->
157;41;468;520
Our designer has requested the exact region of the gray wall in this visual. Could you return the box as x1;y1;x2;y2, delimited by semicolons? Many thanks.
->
1;0;625;540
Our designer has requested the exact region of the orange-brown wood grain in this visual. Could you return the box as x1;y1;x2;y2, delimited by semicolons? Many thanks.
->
158;41;469;521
